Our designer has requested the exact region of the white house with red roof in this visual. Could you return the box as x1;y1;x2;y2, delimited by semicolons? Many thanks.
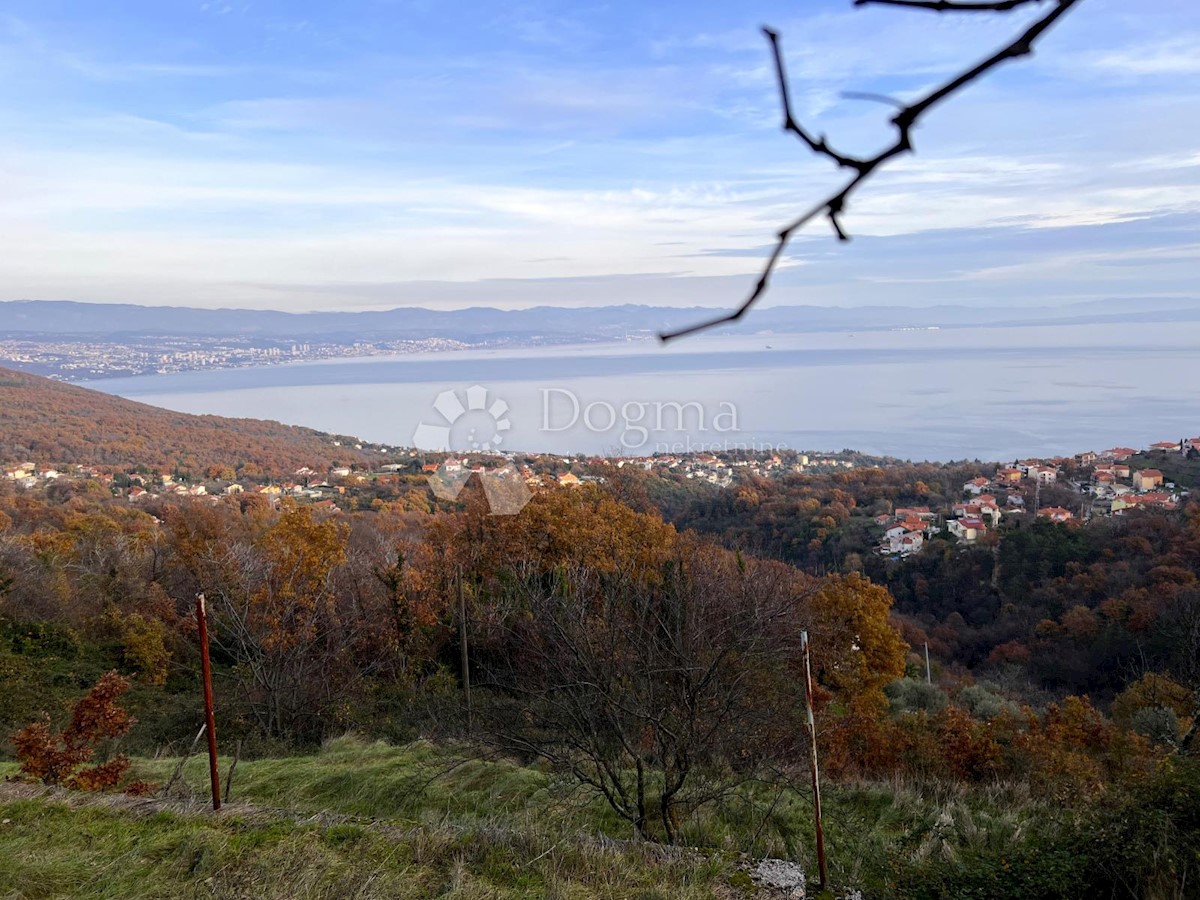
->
1026;465;1058;484
963;477;991;495
948;517;986;543
1038;507;1074;523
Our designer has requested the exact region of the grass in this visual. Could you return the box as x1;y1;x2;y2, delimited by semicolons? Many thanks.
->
0;736;1091;899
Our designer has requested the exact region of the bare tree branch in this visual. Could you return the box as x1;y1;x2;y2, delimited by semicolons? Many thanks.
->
856;0;1049;11
659;0;1082;343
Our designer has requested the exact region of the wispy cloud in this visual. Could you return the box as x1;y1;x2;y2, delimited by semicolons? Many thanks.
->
0;0;1195;311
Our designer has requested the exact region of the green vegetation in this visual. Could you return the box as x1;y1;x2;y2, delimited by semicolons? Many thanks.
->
3;737;1197;899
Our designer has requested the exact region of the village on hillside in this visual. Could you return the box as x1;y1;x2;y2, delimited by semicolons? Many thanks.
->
874;439;1199;558
2;447;821;506
5;438;1196;561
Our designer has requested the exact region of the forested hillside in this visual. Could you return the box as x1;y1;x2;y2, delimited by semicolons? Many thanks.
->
2;394;1197;898
0;366;371;474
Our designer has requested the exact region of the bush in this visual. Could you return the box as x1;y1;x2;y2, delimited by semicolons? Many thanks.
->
886;677;948;715
11;671;152;794
1130;706;1181;748
958;684;1019;721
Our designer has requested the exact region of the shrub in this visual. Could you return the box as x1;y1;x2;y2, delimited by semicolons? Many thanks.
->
886;677;948;715
11;670;150;793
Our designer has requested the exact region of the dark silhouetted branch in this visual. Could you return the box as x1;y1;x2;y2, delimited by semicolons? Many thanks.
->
659;0;1081;343
855;0;1049;11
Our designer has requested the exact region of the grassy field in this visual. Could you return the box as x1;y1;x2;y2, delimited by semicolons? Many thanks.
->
0;736;1175;899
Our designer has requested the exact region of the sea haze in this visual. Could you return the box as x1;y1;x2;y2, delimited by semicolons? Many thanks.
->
83;321;1200;462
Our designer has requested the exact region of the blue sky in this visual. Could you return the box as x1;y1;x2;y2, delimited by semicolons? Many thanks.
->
0;0;1196;311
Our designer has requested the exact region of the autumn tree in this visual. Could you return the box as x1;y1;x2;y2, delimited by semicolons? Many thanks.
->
476;539;812;843
170;504;360;739
12;671;150;793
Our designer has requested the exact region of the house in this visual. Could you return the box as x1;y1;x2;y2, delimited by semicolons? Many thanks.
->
1149;441;1182;453
895;507;936;520
948;517;986;543
1038;507;1074;523
879;528;924;557
4;463;35;481
224;484;244;495
1103;448;1137;461
1112;463;1131;479
330;467;352;478
963;477;991;495
1133;469;1164;491
1095;471;1116;485
557;472;582;487
128;487;147;502
997;468;1023;483
1112;492;1178;514
1075;451;1097;466
1027;465;1058;484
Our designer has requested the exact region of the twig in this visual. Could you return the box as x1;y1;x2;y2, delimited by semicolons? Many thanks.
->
855;0;1048;11
222;739;241;803
659;0;1082;342
161;724;206;797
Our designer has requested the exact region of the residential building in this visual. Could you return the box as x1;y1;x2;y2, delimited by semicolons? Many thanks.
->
1133;469;1164;491
1038;507;1074;523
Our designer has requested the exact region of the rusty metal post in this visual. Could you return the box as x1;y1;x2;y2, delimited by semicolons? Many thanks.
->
196;593;221;811
800;630;827;889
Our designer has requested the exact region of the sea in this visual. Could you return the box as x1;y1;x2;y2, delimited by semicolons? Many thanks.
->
83;321;1200;462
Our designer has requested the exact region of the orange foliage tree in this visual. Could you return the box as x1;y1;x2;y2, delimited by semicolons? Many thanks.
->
12;671;151;793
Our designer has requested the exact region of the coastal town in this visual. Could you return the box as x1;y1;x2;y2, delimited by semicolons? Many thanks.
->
1;447;833;502
6;436;1196;564
874;439;1199;558
0;336;478;381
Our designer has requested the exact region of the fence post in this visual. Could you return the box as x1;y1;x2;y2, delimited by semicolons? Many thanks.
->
801;630;827;889
196;593;221;811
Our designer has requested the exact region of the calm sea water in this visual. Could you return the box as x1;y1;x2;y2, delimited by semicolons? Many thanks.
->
83;322;1200;461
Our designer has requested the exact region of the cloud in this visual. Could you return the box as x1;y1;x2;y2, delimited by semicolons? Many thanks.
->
0;0;1195;313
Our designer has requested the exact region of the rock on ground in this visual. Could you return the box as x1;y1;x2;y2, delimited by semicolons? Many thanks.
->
751;858;806;898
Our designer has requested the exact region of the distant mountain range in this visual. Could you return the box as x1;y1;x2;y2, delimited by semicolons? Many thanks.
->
2;297;1198;344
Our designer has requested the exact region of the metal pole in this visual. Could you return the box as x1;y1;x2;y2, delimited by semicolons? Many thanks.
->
800;630;827;889
196;593;221;811
925;642;932;684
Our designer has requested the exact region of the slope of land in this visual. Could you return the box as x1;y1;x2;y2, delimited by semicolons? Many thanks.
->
0;366;372;475
4;736;1189;900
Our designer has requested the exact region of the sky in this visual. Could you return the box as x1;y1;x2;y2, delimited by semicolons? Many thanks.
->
0;0;1196;312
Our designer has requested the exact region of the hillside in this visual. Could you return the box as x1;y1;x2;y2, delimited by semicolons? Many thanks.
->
2;737;1191;899
0;366;372;475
